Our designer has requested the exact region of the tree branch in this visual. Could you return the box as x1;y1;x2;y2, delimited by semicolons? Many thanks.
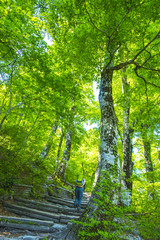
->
84;1;110;39
110;9;130;40
0;97;25;132
132;31;160;61
134;66;160;89
104;31;160;72
139;66;160;72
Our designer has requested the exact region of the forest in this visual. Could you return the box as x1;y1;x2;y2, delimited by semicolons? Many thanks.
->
0;0;160;239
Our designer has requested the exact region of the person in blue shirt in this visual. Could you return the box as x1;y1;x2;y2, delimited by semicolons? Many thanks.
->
74;175;86;211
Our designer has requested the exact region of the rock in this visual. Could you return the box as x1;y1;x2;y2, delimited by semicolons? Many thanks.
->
120;233;142;240
18;236;40;240
50;223;66;232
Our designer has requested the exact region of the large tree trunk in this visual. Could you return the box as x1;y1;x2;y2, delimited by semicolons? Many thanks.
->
99;68;132;206
121;69;133;203
99;69;120;179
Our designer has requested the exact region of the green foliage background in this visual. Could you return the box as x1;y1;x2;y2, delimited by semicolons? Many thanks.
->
0;0;160;238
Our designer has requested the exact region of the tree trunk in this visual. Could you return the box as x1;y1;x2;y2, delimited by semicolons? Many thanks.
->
143;141;153;173
53;130;64;175
141;125;153;178
99;69;119;174
141;125;154;199
56;130;72;180
39;122;58;159
98;68;132;206
121;69;133;203
158;149;160;165
56;130;64;165
56;104;75;180
143;139;153;175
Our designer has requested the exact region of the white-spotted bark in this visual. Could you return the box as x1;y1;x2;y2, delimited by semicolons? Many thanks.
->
99;69;120;176
85;68;121;210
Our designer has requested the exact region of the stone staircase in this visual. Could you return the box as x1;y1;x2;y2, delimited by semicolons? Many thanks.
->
0;185;90;239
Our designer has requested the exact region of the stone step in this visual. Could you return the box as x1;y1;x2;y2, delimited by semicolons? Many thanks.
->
1;184;90;239
3;202;79;224
12;184;32;197
14;198;82;217
0;215;67;233
0;215;53;226
46;196;88;209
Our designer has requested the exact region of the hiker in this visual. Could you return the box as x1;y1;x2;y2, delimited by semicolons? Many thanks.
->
74;175;86;211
